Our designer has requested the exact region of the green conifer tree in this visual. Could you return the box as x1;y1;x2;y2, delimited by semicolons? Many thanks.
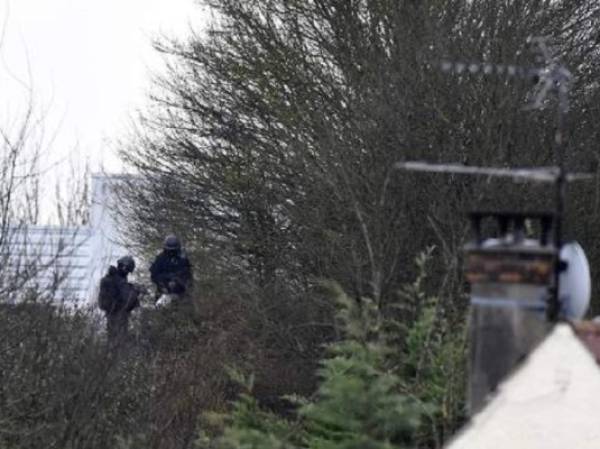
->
215;282;432;449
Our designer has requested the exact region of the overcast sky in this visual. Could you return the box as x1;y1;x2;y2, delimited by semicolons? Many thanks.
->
0;0;207;173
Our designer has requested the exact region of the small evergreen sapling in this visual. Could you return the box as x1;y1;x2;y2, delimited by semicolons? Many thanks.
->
216;280;433;449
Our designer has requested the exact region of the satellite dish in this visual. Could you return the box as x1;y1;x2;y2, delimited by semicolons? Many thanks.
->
559;242;591;320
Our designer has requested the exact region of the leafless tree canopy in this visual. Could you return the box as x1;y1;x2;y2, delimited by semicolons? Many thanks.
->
0;18;90;303
122;0;600;310
115;5;600;438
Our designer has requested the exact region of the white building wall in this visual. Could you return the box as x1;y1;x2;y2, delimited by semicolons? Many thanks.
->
4;174;129;305
87;174;130;302
3;226;92;301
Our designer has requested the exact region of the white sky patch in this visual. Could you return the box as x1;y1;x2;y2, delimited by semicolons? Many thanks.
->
0;0;208;174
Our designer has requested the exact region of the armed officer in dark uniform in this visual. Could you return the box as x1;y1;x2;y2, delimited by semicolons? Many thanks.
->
149;235;192;301
98;255;140;344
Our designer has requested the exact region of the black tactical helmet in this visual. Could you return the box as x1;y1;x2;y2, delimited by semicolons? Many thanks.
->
163;234;181;251
117;255;136;273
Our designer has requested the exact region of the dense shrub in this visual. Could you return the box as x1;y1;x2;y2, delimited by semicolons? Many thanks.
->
214;252;466;449
0;303;150;449
0;251;463;449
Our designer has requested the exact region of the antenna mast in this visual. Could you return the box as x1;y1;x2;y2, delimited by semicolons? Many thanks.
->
398;37;579;320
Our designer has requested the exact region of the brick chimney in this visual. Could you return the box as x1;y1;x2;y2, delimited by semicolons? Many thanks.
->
464;212;556;415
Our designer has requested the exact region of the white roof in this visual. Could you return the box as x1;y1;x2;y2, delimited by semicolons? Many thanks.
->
446;324;600;449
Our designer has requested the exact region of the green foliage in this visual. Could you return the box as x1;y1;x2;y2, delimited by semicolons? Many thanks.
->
301;342;428;449
392;249;467;446
218;323;428;449
218;392;304;449
399;302;466;446
216;251;464;449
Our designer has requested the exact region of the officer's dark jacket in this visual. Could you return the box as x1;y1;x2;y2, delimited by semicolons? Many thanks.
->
149;251;192;294
98;266;140;315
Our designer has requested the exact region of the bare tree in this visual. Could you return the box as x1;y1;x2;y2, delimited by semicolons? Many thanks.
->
0;13;90;304
115;3;600;435
122;0;600;304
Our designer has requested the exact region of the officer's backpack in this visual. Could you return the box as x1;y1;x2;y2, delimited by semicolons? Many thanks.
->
98;267;118;312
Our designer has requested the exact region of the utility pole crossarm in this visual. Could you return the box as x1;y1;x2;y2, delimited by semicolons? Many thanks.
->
394;161;593;183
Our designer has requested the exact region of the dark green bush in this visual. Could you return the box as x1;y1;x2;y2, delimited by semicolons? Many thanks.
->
216;252;466;449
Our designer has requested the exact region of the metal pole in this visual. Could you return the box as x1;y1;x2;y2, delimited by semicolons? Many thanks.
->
550;78;570;321
550;108;565;320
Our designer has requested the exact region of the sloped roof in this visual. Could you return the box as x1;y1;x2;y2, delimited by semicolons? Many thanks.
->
446;324;600;449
